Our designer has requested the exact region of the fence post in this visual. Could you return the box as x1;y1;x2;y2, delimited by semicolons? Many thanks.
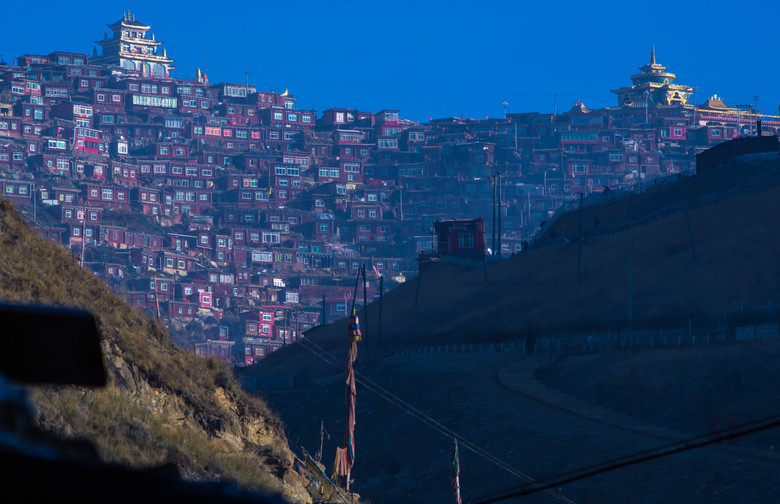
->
688;316;692;345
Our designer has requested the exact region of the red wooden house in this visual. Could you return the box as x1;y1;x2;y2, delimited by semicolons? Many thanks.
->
83;183;131;211
433;218;485;259
195;338;235;363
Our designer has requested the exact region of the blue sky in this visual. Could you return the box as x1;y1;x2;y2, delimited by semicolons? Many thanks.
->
3;1;779;122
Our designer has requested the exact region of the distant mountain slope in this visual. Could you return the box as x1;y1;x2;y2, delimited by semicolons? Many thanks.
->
253;154;780;376
0;197;312;503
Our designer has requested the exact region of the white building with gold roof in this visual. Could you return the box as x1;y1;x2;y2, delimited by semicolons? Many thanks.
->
611;47;693;107
92;12;174;78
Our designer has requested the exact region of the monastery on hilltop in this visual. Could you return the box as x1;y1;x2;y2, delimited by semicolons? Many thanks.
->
612;46;694;107
91;11;175;77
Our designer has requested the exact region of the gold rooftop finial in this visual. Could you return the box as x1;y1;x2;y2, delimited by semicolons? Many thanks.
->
650;45;656;65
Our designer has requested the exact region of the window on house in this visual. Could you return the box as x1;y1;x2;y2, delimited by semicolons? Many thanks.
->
458;233;474;248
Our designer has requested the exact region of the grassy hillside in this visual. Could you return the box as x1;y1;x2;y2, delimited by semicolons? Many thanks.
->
0;197;312;502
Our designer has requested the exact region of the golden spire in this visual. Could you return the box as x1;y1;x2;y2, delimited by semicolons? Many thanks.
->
650;45;656;65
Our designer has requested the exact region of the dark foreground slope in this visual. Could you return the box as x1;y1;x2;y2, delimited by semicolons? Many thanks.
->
250;154;780;503
0;198;312;503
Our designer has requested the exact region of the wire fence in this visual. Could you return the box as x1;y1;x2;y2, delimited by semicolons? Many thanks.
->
248;301;780;393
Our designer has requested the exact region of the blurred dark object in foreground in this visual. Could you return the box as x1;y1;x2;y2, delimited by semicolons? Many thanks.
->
0;303;285;503
0;303;106;386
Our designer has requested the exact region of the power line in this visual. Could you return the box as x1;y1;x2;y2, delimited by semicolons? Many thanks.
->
295;336;575;503
466;414;780;504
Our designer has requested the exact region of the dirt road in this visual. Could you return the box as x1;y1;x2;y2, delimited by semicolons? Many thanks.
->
266;350;779;503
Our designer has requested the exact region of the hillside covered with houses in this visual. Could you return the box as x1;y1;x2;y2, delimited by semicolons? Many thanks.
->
2;14;779;366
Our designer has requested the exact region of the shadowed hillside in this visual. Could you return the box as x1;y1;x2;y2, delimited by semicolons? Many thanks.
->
252;154;780;377
0;197;313;503
250;154;780;504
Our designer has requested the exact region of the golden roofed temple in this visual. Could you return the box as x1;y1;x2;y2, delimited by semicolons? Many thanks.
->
612;46;693;108
91;11;175;78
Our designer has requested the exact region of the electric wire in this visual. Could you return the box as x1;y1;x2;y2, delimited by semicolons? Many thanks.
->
295;335;575;503
465;414;780;504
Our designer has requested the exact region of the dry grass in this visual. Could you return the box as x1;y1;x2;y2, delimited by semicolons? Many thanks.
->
0;197;294;495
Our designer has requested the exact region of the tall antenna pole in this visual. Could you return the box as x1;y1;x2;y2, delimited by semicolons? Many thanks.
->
553;93;558;117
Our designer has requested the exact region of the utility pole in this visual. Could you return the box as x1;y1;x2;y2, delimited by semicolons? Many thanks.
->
154;275;161;320
399;185;404;221
577;193;583;288
497;171;502;258
80;211;87;269
753;95;759;135
361;264;368;343
377;275;384;359
414;264;422;310
679;174;698;261
491;174;496;255
316;421;328;463
628;248;632;345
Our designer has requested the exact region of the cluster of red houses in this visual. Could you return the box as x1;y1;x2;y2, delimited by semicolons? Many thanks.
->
1;15;778;364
